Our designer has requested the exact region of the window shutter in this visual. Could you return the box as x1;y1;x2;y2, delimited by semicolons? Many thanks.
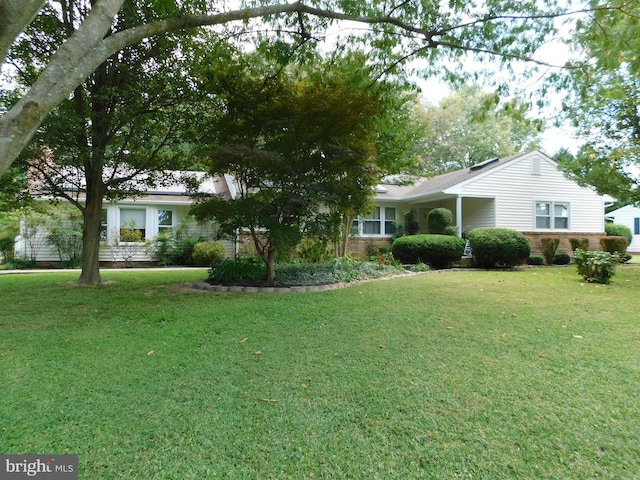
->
634;217;640;235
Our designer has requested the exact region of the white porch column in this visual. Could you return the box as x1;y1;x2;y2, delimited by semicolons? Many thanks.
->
456;196;463;237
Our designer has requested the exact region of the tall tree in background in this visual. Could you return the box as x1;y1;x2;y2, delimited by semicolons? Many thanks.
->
10;1;200;284
559;1;640;203
190;49;421;282
0;0;593;178
416;85;543;174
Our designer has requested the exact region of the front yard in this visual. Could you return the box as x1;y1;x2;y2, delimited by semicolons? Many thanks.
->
1;266;639;478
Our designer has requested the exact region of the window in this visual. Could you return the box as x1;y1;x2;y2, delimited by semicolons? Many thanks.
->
535;202;569;230
158;209;174;235
120;208;146;241
532;158;541;175
358;206;397;236
100;208;108;241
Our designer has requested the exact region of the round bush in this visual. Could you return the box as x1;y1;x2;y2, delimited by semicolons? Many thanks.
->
467;228;531;268
427;208;454;234
391;234;465;268
192;241;227;266
553;252;571;265
527;256;544;265
605;223;632;245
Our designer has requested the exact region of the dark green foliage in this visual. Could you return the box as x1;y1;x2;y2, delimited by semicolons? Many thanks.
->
391;234;465;268
605;223;632;245
541;237;560;265
574;249;621;284
427;208;454;234
467;227;531;268
403;210;420;236
553;253;571;265
192;241;227;266
569;238;590;252
527;256;544;265
600;236;628;254
208;257;267;284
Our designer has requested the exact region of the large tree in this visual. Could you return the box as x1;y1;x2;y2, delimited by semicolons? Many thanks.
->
1;0;597;178
190;51;418;282
416;84;543;174
10;1;200;284
558;1;640;203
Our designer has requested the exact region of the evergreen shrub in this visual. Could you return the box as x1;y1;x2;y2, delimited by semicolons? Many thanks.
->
527;256;544;265
553;252;571;265
569;238;589;252
427;208;454;234
600;236;628;254
391;234;465;268
467;228;531;268
208;257;266;283
541;237;560;265
192;241;227;266
605;223;632;245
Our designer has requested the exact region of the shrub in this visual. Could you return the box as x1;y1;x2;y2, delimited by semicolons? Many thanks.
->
192;241;227;266
541;237;560;265
208;256;266;283
569;238;589;252
553;252;571;265
467;228;531;268
391;234;465;268
527;256;544;265
427;208;454;234
574;249;621;284
600;236;628;254
293;237;332;263
605;223;632;245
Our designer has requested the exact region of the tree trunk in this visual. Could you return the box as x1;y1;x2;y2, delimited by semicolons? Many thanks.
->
78;178;104;284
266;249;277;285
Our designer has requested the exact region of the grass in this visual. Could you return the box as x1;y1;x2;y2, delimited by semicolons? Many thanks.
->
1;266;640;478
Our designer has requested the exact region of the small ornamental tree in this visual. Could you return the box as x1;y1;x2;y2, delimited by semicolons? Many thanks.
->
191;51;417;283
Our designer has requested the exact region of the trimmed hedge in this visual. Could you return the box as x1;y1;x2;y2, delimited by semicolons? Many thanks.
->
467;228;531;268
391;234;466;268
427;208;454;234
600;236;628;254
605;223;632;245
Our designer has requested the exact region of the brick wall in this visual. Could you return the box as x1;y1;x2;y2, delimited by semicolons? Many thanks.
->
521;232;606;256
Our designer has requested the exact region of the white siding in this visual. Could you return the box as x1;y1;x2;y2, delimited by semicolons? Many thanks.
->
455;152;605;233
461;197;495;232
607;205;640;252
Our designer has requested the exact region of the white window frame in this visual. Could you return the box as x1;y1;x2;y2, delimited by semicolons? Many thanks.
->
535;201;569;231
118;207;148;243
157;208;175;235
355;206;397;237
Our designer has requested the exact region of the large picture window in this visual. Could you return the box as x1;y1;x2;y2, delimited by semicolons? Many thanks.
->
120;208;146;241
358;206;397;236
536;202;569;230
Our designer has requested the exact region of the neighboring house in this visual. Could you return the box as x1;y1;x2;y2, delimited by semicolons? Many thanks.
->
15;150;612;263
350;150;612;256
14;173;237;265
605;205;640;252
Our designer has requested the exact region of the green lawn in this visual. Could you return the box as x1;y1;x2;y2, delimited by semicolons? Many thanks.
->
1;266;639;479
